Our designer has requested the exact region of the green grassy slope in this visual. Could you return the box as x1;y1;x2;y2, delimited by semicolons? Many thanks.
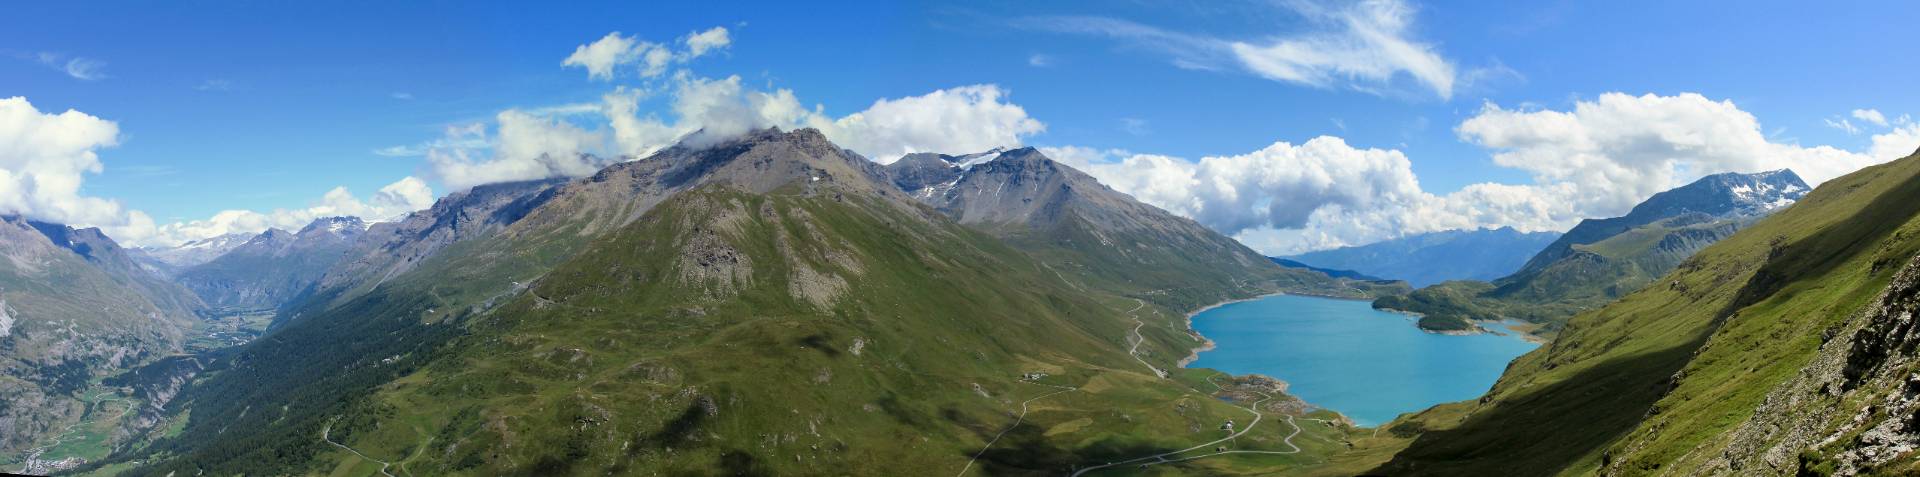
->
102;130;1376;476
1376;213;1759;335
1373;151;1920;476
319;186;1368;475
1375;172;1805;336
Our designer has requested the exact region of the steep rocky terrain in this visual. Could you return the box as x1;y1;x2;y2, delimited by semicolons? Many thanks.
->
1375;170;1808;334
1373;152;1920;476
0;216;197;456
1706;252;1920;475
887;147;1402;309
174;216;366;311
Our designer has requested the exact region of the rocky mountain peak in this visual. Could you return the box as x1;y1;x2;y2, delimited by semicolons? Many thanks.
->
1623;169;1809;223
296;216;367;238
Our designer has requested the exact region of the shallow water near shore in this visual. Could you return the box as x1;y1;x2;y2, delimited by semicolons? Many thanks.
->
1187;294;1539;427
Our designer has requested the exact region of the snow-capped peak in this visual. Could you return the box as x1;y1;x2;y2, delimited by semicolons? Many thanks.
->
947;147;1008;170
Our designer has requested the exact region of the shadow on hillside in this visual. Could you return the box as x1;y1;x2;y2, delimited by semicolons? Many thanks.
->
1368;340;1703;476
966;422;1182;476
1372;161;1920;476
1723;163;1920;316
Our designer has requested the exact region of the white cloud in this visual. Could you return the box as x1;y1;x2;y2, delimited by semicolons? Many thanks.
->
0;96;146;232
423;109;610;191
1049;93;1920;255
1229;0;1456;98
391;92;414;100
813;85;1046;162
1018;0;1459;99
1028;54;1053;67
1869;122;1920;161
562;27;731;81
684;27;731;58
563;32;648;80
29;52;107;81
1458;93;1896;210
1827;117;1860;135
417;73;1046;189
0;96;435;247
1853;108;1888;127
144;176;436;246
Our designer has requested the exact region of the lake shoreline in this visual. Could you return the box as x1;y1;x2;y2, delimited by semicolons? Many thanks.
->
1177;292;1539;427
1176;291;1288;369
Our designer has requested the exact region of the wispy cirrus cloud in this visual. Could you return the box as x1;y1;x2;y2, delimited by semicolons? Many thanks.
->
1013;0;1472;99
10;51;108;80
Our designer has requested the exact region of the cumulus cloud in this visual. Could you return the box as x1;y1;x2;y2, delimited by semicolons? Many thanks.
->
0;96;435;247
814;85;1045;162
422;110;611;191
684;27;731;58
419;72;1046;190
1854;108;1888;127
1458;93;1897;210
563;32;650;80
1051;93;1920;254
563;27;732;81
1017;0;1460;98
0;96;150;233
144;177;436;246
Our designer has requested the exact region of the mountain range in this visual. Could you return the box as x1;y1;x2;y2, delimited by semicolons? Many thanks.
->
130;233;253;276
88;129;1385;476
173;217;366;311
0;216;202;455
1280;227;1561;287
9;126;1908;476
1370;148;1920;476
1373;169;1809;334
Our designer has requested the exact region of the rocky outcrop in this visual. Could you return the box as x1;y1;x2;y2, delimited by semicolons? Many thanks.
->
1703;252;1920;475
0;216;193;454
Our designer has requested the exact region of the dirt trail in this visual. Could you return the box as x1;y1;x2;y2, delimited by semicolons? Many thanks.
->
955;380;1079;476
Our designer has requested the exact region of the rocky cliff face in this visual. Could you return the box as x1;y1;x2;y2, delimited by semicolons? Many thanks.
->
1701;252;1920;476
175;217;366;310
0;216;194;454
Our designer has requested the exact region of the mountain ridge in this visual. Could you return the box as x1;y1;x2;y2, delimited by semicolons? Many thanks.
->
1372;153;1920;476
1374;169;1810;334
111;129;1374;476
1282;227;1560;287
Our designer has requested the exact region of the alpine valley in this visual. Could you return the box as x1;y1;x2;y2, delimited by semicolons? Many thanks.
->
7;4;1920;476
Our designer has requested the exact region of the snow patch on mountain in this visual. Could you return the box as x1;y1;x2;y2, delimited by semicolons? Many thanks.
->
0;299;13;338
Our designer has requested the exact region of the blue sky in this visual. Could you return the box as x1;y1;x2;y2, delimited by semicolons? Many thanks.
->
5;0;1918;252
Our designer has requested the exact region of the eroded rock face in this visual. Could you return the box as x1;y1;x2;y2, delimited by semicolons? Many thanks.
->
1703;252;1920;476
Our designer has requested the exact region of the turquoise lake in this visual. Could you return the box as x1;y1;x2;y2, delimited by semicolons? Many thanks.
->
1186;294;1539;427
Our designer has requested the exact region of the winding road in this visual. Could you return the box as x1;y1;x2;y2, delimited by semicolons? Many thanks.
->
322;419;397;477
955;381;1079;476
1121;299;1167;379
1068;377;1306;476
